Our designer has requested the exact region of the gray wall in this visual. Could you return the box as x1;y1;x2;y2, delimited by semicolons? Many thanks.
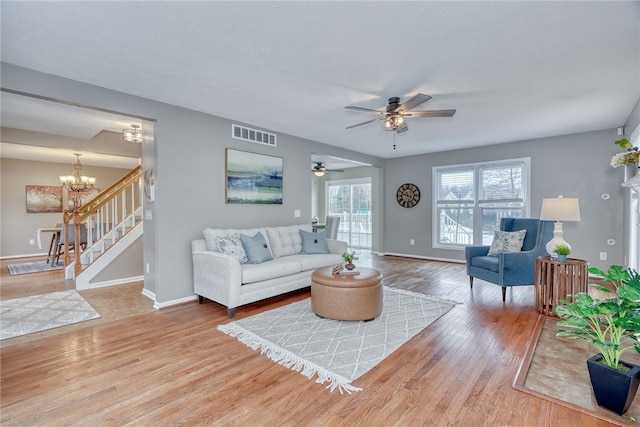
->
90;236;143;284
383;128;628;270
0;157;130;256
1;63;384;304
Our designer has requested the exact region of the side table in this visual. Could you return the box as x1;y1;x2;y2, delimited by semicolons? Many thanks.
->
534;256;589;317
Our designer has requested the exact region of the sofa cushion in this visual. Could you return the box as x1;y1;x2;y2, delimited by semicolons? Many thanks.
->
267;225;308;258
203;227;272;252
487;230;526;256
214;235;248;264
241;257;303;284
471;255;500;272
300;230;329;254
240;231;274;264
288;253;343;272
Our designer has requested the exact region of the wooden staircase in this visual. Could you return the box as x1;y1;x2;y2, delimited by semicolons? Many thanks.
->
61;165;144;290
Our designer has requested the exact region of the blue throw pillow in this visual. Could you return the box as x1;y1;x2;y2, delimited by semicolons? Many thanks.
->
240;231;273;264
300;230;329;254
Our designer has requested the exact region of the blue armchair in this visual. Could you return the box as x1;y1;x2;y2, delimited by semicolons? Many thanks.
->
464;218;553;302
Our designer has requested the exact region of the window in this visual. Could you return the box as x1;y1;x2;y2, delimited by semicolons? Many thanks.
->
433;158;530;249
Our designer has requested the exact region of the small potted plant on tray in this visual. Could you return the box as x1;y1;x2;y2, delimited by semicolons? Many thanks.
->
342;251;358;270
553;244;571;262
556;265;640;415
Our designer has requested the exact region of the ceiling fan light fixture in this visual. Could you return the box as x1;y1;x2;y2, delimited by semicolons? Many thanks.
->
123;124;142;143
314;170;325;177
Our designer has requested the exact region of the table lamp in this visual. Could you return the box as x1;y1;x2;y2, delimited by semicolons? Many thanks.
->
539;196;581;257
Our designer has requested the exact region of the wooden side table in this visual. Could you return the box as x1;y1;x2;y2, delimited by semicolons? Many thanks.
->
534;256;589;317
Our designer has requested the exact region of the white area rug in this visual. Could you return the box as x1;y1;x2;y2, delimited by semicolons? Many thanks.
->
218;286;458;393
0;290;101;340
7;261;64;275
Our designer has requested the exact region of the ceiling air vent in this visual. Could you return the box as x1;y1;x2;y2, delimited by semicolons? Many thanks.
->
232;124;276;147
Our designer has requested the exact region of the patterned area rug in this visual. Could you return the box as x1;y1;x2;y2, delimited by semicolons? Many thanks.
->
7;261;64;275
218;286;458;393
0;290;101;340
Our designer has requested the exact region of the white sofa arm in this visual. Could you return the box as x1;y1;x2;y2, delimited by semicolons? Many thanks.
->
193;250;243;312
327;239;348;255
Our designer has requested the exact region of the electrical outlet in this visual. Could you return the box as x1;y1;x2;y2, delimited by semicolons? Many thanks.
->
29;239;35;245
410;239;415;245
600;252;607;261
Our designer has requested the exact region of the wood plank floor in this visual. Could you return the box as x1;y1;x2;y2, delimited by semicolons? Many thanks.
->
0;254;618;426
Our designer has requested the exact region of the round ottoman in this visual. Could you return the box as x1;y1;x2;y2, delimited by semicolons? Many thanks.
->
311;266;383;321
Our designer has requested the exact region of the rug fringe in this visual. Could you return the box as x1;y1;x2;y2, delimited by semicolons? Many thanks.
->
217;323;362;394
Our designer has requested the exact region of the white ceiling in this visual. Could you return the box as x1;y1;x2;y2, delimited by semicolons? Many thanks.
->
1;1;639;162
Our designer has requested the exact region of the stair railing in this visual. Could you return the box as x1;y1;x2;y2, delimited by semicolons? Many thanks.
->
62;165;143;277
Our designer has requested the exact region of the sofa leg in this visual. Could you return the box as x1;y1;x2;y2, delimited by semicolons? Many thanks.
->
469;276;474;289
197;295;204;304
226;307;236;318
502;287;506;302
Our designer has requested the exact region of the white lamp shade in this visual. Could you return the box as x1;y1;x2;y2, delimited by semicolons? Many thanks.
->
540;197;581;222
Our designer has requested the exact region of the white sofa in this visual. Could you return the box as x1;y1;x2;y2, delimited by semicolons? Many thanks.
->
192;224;347;317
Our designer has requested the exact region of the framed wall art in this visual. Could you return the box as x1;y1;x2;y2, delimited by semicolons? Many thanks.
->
225;148;283;204
26;185;63;213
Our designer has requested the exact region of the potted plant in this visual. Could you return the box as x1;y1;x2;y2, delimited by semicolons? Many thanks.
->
342;251;359;270
553;244;571;262
556;265;640;415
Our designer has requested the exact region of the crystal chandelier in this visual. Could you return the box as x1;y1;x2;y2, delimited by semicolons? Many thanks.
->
59;153;96;211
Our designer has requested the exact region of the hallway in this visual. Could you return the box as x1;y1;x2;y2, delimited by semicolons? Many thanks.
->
0;256;154;347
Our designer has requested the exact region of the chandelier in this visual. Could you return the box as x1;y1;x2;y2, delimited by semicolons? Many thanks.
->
59;153;96;211
382;115;409;133
122;124;142;142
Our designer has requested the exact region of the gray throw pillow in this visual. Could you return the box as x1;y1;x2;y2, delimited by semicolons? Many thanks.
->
300;230;329;254
240;231;273;264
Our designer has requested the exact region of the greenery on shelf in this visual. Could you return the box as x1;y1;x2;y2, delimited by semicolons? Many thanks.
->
556;265;640;371
611;138;639;167
342;251;359;263
553;245;571;256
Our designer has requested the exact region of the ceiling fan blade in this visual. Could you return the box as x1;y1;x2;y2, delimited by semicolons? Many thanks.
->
399;93;432;111
326;169;345;172
408;109;456;117
345;117;385;129
344;106;385;113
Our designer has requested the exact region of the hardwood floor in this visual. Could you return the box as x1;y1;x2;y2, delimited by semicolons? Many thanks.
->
0;254;617;426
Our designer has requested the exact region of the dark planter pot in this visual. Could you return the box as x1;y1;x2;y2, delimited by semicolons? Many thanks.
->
586;354;640;415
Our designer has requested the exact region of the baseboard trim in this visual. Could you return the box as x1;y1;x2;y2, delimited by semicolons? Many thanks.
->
141;287;156;304
153;294;198;310
378;252;466;264
88;276;144;289
0;253;48;260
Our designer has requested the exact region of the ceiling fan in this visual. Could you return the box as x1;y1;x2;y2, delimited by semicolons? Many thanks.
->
312;162;344;176
345;93;456;133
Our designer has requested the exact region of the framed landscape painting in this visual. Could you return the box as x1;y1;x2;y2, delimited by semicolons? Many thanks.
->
225;149;283;204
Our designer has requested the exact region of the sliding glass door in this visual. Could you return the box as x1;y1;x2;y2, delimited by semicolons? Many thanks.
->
326;178;372;249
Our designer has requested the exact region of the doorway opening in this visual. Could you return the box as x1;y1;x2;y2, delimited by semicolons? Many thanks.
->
326;178;372;249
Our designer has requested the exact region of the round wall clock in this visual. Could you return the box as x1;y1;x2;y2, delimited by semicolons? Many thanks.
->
396;183;420;208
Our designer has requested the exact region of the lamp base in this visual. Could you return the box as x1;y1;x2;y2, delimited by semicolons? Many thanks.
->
545;221;571;257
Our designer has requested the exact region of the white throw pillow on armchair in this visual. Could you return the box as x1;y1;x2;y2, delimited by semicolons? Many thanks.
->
487;229;527;256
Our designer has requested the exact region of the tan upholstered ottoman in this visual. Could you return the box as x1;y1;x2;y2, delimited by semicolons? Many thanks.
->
311;266;383;321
